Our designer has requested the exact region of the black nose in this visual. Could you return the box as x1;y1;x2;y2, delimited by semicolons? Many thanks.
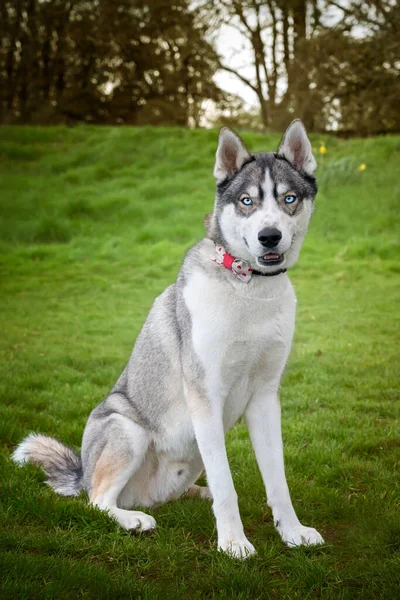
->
258;227;282;247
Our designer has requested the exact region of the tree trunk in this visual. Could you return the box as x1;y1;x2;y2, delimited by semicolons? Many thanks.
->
282;3;291;92
252;34;268;128
268;0;278;107
288;0;311;127
42;32;52;101
5;0;23;113
292;0;307;56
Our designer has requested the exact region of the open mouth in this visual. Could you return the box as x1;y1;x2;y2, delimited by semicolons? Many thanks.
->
257;252;284;267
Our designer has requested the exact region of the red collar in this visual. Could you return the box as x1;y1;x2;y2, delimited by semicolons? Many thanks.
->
212;244;286;281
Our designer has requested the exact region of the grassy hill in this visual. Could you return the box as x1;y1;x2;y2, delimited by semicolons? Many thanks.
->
0;126;399;599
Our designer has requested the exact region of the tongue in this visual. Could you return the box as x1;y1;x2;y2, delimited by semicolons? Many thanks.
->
263;253;280;260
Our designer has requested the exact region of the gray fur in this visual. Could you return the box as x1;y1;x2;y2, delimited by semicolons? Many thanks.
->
12;433;82;496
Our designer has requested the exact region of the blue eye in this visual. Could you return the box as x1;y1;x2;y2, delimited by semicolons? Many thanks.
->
241;197;253;206
284;194;297;204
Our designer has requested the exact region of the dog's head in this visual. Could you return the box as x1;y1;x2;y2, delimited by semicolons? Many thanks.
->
208;120;317;273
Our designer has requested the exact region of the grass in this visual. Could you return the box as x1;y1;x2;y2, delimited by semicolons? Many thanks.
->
0;125;399;599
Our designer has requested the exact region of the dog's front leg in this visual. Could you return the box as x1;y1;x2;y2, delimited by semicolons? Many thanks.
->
246;387;324;547
187;390;255;559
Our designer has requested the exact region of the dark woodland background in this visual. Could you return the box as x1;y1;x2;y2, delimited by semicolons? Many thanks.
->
1;0;399;135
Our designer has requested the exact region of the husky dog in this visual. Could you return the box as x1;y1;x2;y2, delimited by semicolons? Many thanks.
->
13;120;324;558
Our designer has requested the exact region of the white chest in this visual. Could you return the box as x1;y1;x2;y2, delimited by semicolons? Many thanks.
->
183;271;296;427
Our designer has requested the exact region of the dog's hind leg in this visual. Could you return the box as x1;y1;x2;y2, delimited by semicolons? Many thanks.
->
83;413;156;534
184;484;212;500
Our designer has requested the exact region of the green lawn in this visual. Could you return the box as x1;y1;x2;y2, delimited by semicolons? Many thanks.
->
0;126;399;599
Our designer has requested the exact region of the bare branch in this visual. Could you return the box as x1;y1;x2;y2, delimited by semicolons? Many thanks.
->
218;63;259;95
328;0;384;29
232;1;254;35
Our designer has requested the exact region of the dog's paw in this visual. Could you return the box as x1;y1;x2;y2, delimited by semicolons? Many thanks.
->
279;525;324;548
119;511;157;535
183;484;213;501
198;485;213;500
218;537;256;559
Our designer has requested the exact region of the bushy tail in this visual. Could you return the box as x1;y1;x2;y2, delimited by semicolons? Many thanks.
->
12;433;83;496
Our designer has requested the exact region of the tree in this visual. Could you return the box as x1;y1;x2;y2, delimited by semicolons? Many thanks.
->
201;0;319;130
306;0;400;135
201;0;399;134
0;0;223;125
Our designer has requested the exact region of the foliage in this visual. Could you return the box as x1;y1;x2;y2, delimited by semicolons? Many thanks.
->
203;0;400;134
0;0;222;126
0;126;400;598
309;2;400;135
1;1;399;133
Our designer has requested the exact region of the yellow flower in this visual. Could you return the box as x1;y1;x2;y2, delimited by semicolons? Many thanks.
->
359;164;366;171
319;145;327;154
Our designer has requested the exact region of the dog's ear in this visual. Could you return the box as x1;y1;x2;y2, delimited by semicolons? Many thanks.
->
277;119;317;175
214;128;252;183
